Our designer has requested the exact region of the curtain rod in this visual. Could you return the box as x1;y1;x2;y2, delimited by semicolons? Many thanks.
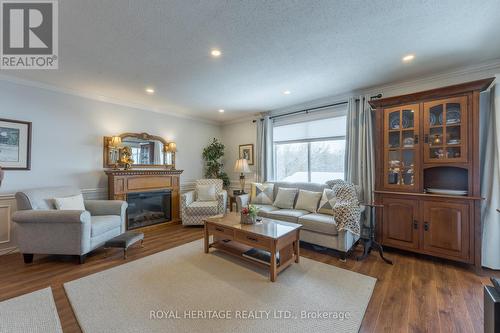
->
253;93;382;122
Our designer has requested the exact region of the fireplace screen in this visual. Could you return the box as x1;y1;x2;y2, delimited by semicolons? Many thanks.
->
126;190;171;230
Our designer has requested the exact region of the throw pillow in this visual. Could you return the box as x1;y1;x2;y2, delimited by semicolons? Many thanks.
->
196;184;217;201
250;183;274;205
273;187;298;209
54;194;85;211
294;189;322;213
318;189;336;215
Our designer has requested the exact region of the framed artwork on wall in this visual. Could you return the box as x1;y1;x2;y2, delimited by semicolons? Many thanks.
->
0;118;32;170
239;144;254;166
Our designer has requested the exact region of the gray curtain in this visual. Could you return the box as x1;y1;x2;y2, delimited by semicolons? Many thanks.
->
256;114;273;182
480;76;500;269
345;96;375;226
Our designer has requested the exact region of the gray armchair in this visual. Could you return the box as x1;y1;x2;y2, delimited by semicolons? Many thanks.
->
12;186;127;264
181;179;227;226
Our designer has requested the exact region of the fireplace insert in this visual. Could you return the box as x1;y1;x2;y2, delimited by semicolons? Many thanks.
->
126;190;171;230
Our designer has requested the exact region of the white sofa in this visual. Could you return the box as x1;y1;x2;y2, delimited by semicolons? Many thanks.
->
236;181;363;258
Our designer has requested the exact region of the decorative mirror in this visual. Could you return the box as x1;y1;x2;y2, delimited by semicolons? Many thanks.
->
103;132;175;169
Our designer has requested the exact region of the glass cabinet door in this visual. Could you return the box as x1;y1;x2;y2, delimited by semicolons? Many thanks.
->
383;104;420;191
423;96;467;163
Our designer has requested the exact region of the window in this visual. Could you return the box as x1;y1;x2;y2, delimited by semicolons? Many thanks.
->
273;110;347;183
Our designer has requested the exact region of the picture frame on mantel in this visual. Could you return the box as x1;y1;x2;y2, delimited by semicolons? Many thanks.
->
239;144;254;166
0;118;32;170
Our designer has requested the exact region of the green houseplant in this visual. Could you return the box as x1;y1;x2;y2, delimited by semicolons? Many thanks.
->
202;138;230;188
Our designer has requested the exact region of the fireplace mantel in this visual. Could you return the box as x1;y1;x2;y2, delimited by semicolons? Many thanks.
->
105;169;183;228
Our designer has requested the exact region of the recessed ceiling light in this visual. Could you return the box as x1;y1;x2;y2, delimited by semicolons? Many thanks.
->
218;109;225;113
211;49;222;57
145;87;155;94
283;90;291;95
402;54;415;63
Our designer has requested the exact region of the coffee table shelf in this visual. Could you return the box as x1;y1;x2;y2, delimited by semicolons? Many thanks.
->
204;213;301;282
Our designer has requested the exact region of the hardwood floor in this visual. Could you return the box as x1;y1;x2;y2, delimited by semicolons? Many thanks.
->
0;222;495;333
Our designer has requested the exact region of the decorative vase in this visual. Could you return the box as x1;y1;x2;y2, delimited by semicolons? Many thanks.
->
240;213;256;225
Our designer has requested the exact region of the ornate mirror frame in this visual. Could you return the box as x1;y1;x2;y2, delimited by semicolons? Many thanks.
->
103;132;174;169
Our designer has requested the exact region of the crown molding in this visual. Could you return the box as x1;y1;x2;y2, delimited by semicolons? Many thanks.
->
0;74;219;126
220;113;260;126
267;58;500;117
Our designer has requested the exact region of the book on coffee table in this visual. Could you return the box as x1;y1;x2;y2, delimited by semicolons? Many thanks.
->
242;248;280;266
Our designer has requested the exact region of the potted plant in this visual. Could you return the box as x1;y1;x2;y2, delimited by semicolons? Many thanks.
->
202;138;230;188
241;205;258;224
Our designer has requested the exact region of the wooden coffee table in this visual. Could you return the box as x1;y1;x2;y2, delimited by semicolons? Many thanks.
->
204;213;301;282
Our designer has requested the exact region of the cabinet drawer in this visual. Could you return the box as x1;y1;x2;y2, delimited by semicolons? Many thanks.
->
208;224;234;239
234;230;272;250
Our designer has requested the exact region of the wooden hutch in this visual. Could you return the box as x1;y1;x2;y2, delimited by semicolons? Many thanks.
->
370;78;494;269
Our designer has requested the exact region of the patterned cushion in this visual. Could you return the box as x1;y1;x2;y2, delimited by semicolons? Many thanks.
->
185;201;218;216
250;183;274;205
273;187;298;209
318;189;336;215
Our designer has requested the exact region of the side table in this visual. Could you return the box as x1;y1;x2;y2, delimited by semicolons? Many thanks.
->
229;195;238;212
357;203;393;264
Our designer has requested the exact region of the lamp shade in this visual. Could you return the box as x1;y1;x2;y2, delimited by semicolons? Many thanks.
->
234;158;250;173
109;136;122;147
165;142;177;153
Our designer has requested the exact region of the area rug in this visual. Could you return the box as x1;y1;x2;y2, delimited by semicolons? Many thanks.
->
64;240;376;333
0;287;63;333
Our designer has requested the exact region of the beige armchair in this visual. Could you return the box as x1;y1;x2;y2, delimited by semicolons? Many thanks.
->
181;179;227;226
12;186;127;264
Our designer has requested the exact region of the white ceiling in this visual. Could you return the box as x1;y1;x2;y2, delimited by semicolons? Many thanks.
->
4;0;500;122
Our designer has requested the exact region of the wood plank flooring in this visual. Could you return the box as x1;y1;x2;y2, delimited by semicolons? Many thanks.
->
0;222;496;333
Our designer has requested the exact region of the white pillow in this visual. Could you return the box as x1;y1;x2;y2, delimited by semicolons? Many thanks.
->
273;188;298;209
294;189;322;213
54;194;85;210
197;184;217;201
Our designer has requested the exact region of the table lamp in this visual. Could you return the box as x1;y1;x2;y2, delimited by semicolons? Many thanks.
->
234;158;250;193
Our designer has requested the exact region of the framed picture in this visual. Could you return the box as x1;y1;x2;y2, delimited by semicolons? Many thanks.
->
239;144;254;166
0;118;32;170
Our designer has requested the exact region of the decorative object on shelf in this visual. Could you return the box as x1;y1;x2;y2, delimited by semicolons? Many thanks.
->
202;138;230;188
0;118;31;170
119;146;134;170
389;113;399;129
430;113;437;126
403;137;414;147
164;142;177;170
240;205;258;224
0;166;4;187
432;134;442;145
239;144;254;166
426;188;468;196
446;109;461;124
234;158;250;194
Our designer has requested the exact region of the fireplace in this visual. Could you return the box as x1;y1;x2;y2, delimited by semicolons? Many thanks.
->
126;190;172;230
